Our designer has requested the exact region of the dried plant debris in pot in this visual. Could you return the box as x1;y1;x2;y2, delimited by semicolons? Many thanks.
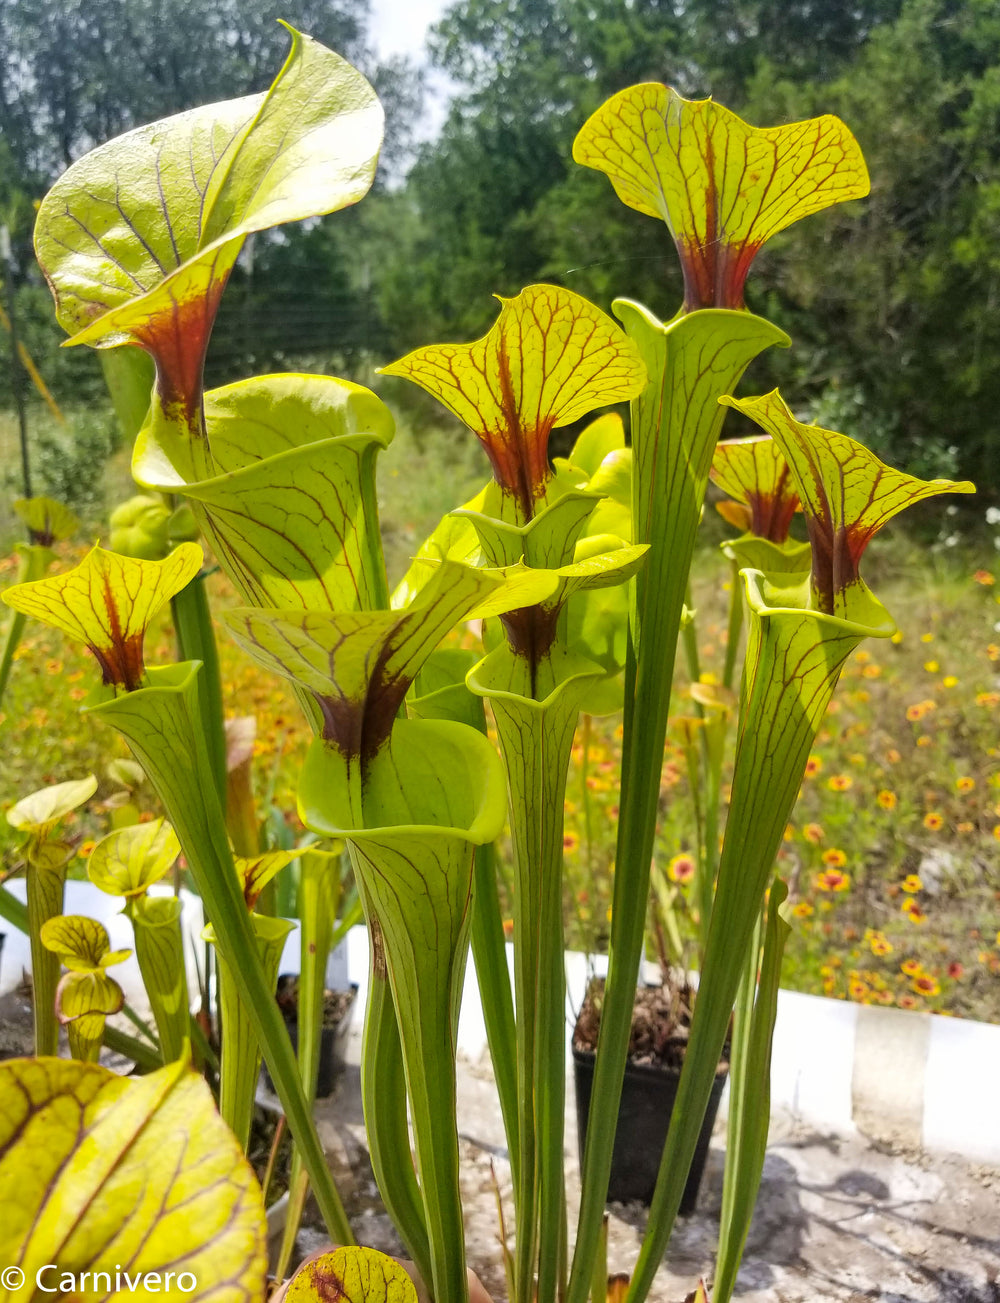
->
275;975;356;1029
574;976;725;1073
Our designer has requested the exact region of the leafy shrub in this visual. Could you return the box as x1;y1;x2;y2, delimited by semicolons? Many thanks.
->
14;408;120;521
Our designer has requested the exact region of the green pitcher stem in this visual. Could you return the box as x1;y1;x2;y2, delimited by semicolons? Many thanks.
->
696;710;729;965
718;904;762;1247
27;866;65;1056
67;1020;103;1063
625;575;889;1302
679;592;720;954
580;714;595;880
0;885;28;933
714;883;790;1303
488;691;578;1303
278;849;337;1270
347;828;472;1303
469;839;519;1190
723;556;744;692
411;658;519;1187
567;306;788;1303
211;913;294;1151
534;822;569;1303
120;1001;159;1046
226;742;261;859
681;583;701;684
699;758;721;959
274;1168;310;1283
102;1020;162;1070
0;609;27;707
359;442;391;612
361;932;433;1286
87;662;354;1247
131;894;190;1064
171;573;227;812
298;719;506;1303
297;849;336;1100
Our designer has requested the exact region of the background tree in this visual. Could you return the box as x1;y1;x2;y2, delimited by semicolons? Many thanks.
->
366;0;998;495
730;0;1000;485
365;0;689;342
0;0;422;184
2;0;998;498
0;0;420;411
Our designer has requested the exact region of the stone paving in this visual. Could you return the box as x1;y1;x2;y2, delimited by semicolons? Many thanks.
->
3;979;997;1302
303;1046;1000;1303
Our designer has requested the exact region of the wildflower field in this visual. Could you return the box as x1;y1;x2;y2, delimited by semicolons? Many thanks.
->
560;533;1000;1024
2;415;998;1026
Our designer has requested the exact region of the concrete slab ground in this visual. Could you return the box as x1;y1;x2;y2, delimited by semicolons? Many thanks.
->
300;1042;1000;1303
5;900;998;1299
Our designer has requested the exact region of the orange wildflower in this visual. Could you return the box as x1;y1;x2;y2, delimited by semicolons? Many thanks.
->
868;931;893;957
667;853;696;884
815;869;851;893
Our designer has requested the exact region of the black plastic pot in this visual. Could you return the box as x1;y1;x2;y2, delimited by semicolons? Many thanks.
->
264;981;357;1098
573;1046;727;1213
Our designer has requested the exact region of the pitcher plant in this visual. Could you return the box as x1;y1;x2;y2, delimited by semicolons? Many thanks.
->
0;28;976;1303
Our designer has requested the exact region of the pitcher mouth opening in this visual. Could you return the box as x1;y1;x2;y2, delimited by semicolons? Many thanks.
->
741;568;897;641
299;717;507;847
